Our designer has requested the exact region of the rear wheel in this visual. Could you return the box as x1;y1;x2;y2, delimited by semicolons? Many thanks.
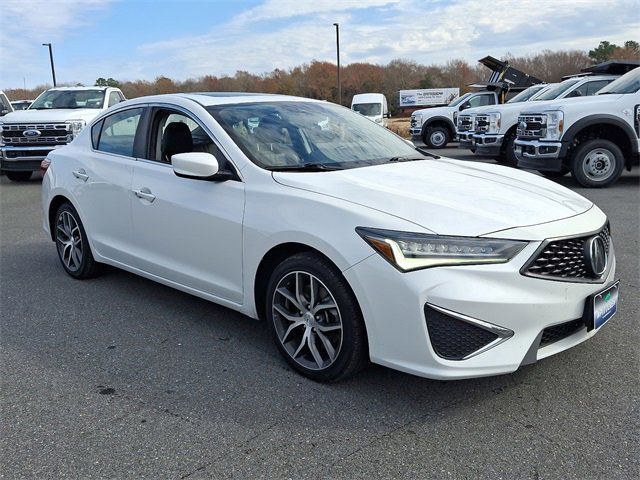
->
54;203;102;279
5;171;32;182
265;252;368;382
423;126;450;149
570;139;624;188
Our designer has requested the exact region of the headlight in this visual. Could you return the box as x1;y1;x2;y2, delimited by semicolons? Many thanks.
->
356;227;527;272
66;119;86;137
0;122;4;147
543;111;563;140
488;112;501;133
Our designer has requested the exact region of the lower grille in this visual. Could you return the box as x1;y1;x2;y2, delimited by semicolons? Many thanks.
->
424;305;499;360
523;224;611;281
540;319;585;348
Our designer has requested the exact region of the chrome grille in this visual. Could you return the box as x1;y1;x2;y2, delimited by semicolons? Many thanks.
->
475;114;490;133
1;123;72;146
516;114;546;139
523;224;611;281
457;114;475;132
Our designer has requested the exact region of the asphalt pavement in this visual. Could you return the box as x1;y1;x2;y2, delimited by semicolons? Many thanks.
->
1;147;639;479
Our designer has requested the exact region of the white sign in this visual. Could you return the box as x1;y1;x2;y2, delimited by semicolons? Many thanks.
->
399;88;460;107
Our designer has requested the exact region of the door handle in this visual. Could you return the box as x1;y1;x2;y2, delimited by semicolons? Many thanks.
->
72;169;89;181
133;187;156;203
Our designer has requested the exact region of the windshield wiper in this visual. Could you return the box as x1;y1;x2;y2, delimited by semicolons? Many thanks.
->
387;155;427;163
267;163;343;172
414;147;440;159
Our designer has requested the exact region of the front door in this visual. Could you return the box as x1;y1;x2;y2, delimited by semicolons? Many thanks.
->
129;107;245;304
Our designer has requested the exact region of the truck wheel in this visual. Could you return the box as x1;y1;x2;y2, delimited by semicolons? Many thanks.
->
570;139;624;188
423;126;449;148
5;171;32;182
497;133;517;167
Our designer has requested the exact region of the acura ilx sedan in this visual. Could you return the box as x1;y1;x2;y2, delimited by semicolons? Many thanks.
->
41;93;618;381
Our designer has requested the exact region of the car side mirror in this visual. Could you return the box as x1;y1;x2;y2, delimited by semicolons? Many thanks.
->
0;109;8;116
460;103;469;111
172;152;227;181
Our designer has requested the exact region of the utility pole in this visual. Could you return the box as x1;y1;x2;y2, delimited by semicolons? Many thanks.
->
333;23;341;105
42;43;57;87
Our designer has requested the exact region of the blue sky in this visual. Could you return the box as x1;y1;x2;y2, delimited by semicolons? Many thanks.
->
1;0;639;89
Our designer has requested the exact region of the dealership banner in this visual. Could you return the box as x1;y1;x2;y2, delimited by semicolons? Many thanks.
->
399;88;460;107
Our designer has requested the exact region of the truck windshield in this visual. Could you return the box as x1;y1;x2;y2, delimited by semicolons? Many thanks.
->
448;92;473;107
352;103;382;116
208;101;423;171
597;70;640;94
506;85;545;103
533;79;581;101
29;90;105;110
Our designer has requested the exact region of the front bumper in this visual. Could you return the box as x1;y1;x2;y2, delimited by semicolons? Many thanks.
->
457;132;475;149
473;134;504;156
0;145;59;172
514;139;564;171
344;212;616;380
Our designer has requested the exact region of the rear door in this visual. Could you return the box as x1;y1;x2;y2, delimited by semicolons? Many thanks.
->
74;106;147;264
129;106;245;303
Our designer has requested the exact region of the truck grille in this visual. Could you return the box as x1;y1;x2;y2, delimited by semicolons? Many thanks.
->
457;114;475;132
516;114;546;139
410;117;419;128
523;224;611;281
1;123;72;146
475;114;490;133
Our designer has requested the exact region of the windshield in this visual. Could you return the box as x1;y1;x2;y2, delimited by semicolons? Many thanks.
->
448;92;473;107
29;89;105;110
208;101;423;170
506;85;546;103
352;102;382;116
533;79;581;101
597;69;640;94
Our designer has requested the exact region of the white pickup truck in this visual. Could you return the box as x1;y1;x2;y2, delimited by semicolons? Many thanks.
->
515;68;639;187
0;86;125;181
409;91;500;148
462;74;619;165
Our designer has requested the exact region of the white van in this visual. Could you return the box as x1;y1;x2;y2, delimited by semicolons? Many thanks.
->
351;93;389;127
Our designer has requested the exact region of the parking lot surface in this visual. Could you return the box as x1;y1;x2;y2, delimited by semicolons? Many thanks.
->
1;148;639;479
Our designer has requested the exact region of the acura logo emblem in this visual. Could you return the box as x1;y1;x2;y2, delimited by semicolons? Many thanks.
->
23;129;41;138
585;236;607;276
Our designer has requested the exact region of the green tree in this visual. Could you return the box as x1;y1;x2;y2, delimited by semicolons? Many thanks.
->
95;77;120;87
588;41;619;63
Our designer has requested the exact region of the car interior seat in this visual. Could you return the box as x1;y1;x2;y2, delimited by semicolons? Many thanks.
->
162;122;193;163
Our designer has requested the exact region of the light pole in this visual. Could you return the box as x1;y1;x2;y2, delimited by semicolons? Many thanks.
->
333;23;341;105
42;43;57;87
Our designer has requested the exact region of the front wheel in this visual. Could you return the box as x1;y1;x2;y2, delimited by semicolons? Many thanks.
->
570;139;624;188
265;252;368;382
54;203;102;279
5;171;32;182
497;133;517;167
423;126;450;148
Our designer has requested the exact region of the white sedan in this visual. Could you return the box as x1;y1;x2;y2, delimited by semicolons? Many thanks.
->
41;93;618;381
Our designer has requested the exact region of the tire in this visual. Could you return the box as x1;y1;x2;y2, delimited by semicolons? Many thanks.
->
265;252;368;382
423;126;450;149
5;171;32;182
539;168;569;178
570;139;624;188
54;203;102;279
497;132;517;167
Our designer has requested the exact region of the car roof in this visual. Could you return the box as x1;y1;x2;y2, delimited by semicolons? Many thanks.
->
122;92;323;107
47;86;112;91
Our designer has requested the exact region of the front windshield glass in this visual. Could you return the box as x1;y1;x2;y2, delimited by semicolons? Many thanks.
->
506;85;546;103
30;90;105;109
534;79;581;101
448;92;473;107
208;101;423;170
597;69;640;94
352;103;381;116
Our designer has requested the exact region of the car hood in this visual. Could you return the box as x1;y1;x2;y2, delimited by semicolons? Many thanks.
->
273;159;593;236
0;108;102;123
519;94;626;114
412;106;453;118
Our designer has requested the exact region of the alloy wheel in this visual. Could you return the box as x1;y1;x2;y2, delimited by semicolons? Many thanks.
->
271;271;343;371
56;211;83;272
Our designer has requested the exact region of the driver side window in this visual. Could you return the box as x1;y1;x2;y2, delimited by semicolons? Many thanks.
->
147;109;226;166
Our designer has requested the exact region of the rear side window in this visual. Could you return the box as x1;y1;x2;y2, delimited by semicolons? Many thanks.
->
108;92;122;107
566;83;589;98
95;108;143;157
586;80;612;95
91;120;103;148
468;94;493;108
